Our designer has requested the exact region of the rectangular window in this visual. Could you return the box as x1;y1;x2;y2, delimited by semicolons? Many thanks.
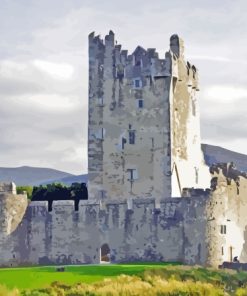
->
127;169;138;181
129;130;135;144
137;99;144;109
220;225;226;234
194;167;199;184
97;97;104;106
133;78;142;88
192;99;196;116
96;128;105;140
122;137;127;149
221;246;224;255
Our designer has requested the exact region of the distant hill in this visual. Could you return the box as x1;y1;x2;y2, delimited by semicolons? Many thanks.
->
0;166;86;186
40;174;88;186
201;144;247;172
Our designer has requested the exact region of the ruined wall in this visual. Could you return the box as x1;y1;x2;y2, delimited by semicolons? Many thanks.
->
169;35;210;196
0;192;28;266
206;163;247;267
0;192;27;235
0;195;209;267
0;182;16;194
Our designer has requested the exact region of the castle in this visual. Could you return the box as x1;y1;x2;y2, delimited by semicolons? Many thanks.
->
0;32;246;268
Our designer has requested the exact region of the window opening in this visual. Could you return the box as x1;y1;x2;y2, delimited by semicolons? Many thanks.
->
194;167;199;184
138;99;144;109
220;225;226;234
97;128;105;140
122;137;127;149
192;99;196;116
129;130;135;144
127;169;138;181
97;97;104;106
133;78;142;88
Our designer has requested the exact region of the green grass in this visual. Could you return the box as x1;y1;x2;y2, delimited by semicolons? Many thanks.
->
0;262;178;291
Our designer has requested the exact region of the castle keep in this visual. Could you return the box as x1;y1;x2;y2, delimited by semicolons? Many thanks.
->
0;32;246;268
88;32;210;201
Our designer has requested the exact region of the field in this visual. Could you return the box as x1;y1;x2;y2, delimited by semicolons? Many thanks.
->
0;263;177;290
1;263;247;295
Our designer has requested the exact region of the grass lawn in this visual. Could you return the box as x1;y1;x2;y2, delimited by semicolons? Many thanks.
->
0;262;178;291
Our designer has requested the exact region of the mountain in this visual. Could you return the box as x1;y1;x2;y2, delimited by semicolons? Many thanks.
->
201;144;247;172
40;174;88;186
0;166;83;186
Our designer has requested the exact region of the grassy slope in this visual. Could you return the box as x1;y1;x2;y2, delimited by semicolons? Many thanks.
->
0;263;177;290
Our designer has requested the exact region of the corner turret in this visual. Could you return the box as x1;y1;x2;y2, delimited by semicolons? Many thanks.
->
170;34;184;58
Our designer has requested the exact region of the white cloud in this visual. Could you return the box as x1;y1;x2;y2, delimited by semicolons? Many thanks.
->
203;85;247;102
188;55;231;62
16;94;80;111
33;59;74;80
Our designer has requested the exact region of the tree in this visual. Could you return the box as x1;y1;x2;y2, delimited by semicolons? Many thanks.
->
16;186;33;200
31;182;88;211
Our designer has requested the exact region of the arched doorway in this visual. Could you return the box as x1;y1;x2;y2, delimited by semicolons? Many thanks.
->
100;243;110;263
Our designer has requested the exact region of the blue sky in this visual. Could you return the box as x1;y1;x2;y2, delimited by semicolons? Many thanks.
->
0;0;246;174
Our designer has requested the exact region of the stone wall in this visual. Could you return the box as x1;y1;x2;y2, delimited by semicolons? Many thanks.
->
0;194;209;267
88;31;172;201
2;165;246;268
0;182;16;194
206;163;247;267
169;35;210;196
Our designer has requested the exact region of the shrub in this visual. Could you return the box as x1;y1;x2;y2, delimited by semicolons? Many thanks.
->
0;284;19;296
26;275;225;296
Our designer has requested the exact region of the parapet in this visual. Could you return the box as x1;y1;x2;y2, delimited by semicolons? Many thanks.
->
182;188;211;198
88;31;199;88
0;182;16;194
210;162;247;180
209;163;247;193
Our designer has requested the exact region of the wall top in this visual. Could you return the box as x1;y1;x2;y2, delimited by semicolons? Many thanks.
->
0;182;16;194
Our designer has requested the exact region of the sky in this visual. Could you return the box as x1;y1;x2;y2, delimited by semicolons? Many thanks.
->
0;0;246;175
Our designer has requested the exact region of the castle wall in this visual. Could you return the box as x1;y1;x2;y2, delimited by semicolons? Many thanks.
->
1;166;246;268
0;195;209;267
206;164;247;267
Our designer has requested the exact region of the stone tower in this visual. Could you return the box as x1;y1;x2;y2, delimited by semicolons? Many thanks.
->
88;31;210;201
